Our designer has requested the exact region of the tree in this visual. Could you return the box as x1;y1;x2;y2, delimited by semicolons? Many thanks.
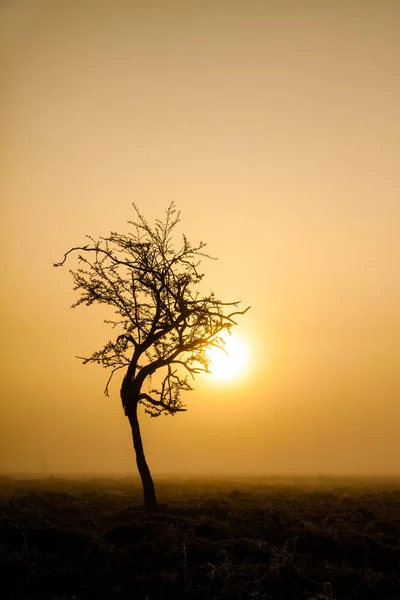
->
54;204;249;512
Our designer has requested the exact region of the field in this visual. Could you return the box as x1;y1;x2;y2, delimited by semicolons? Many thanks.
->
0;475;399;600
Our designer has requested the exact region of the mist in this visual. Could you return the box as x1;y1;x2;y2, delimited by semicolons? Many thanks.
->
1;0;399;478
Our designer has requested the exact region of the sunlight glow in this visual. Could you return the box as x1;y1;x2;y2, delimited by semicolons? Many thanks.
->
207;334;249;381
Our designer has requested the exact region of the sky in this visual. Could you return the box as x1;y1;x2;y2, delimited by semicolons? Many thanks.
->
0;0;399;476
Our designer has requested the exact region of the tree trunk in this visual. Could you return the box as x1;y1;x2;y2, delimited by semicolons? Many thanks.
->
127;405;158;513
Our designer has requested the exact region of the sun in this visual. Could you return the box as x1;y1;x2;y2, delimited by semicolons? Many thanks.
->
207;333;249;381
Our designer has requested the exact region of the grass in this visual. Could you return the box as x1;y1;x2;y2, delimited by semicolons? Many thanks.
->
0;474;399;599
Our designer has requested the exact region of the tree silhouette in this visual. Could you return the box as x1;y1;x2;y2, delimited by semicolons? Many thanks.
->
55;204;249;512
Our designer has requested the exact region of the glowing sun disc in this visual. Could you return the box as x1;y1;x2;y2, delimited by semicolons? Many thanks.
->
207;334;248;380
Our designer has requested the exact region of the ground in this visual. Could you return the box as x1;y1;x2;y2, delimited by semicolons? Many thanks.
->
0;475;399;599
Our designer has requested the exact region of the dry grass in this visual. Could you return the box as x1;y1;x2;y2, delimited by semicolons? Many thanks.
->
0;475;399;599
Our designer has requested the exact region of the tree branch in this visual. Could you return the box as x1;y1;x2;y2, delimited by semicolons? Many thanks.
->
138;393;187;414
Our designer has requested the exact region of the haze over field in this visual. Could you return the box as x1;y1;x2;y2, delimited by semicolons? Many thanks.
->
0;0;399;476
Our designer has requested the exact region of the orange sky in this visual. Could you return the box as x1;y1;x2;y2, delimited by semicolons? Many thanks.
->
0;0;399;475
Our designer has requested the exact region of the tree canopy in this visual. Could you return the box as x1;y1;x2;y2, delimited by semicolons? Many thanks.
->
54;203;249;418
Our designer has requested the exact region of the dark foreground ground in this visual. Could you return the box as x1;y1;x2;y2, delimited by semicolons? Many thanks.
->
0;475;399;600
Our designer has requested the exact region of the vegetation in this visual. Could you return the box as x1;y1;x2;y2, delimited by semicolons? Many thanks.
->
54;204;249;511
1;475;399;599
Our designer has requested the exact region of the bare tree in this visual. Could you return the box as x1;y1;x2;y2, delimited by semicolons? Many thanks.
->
54;203;249;512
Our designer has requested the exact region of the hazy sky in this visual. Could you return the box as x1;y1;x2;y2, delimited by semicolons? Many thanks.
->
1;0;399;475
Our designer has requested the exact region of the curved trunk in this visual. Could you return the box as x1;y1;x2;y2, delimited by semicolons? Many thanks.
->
127;405;158;513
